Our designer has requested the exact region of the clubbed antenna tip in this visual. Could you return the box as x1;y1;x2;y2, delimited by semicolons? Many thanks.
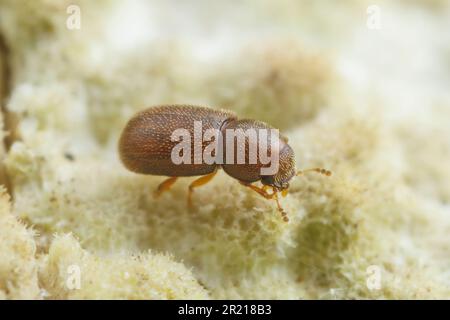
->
297;167;332;177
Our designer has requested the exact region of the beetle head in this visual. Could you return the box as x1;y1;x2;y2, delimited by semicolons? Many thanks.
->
261;144;296;191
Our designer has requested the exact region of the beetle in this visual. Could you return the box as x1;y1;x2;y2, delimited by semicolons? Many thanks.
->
118;104;331;222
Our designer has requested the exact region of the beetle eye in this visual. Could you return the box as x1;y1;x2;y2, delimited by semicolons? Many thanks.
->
261;175;275;186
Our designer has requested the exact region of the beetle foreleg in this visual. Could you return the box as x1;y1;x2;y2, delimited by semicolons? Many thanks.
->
239;182;289;222
239;181;275;199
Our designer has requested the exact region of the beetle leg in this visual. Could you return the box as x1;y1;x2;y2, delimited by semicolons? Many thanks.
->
240;182;289;222
262;185;274;194
154;176;178;198
188;168;218;207
297;167;332;177
239;181;275;199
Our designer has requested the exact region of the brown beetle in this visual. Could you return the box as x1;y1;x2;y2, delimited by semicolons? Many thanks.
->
119;105;331;222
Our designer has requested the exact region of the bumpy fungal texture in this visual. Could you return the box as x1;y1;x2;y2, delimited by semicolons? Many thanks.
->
0;187;40;299
285;112;450;298
0;0;449;300
39;234;209;299
207;40;343;131
0;33;12;188
395;104;450;203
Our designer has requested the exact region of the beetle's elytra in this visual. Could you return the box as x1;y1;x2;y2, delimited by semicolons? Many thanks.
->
119;104;331;222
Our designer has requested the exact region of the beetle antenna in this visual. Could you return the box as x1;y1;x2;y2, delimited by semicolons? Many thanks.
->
274;192;289;223
297;167;332;177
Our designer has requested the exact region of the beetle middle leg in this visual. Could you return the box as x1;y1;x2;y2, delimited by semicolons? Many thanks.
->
154;176;178;198
188;168;218;207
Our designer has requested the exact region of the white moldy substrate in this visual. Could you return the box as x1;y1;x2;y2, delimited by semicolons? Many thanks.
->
0;0;449;299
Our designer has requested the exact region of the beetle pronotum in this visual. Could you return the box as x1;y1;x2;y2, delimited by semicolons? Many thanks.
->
119;105;331;222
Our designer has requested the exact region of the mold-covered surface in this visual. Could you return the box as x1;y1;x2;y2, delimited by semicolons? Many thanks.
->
0;0;449;299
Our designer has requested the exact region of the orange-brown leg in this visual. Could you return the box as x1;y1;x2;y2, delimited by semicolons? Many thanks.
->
239;181;276;199
154;177;178;198
188;168;218;207
239;182;289;222
262;185;288;197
